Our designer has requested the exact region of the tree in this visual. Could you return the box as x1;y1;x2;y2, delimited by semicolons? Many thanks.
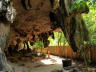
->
82;1;96;45
0;0;16;72
48;32;68;46
50;0;89;52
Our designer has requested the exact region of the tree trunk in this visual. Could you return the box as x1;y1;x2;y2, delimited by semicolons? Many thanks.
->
51;0;89;52
0;23;13;72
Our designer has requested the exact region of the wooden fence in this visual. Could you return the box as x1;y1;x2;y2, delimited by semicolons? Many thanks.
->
37;46;96;61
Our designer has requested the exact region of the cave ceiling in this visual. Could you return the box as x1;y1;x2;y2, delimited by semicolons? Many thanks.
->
9;0;57;44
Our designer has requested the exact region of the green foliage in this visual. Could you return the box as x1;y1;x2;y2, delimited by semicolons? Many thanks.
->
82;2;96;45
48;32;69;46
70;0;96;12
33;40;44;49
70;0;96;45
70;1;87;12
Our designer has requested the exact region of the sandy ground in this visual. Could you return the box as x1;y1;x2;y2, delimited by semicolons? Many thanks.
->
8;55;96;72
9;55;63;72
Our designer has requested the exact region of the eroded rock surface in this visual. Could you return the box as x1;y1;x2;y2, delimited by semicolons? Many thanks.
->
8;0;89;53
9;0;53;43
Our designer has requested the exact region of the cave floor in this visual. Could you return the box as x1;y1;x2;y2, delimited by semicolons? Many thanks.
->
8;55;96;72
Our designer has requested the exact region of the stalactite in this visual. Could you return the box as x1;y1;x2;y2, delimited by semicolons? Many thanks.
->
21;0;32;10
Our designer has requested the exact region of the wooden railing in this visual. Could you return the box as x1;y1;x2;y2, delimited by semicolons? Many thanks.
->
37;46;96;61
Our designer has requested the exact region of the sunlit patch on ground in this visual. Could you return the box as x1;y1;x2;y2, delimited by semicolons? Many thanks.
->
41;55;65;65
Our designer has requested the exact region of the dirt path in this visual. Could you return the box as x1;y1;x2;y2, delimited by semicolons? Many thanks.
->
8;55;96;72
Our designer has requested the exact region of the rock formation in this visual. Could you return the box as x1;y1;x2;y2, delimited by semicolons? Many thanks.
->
8;0;89;52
